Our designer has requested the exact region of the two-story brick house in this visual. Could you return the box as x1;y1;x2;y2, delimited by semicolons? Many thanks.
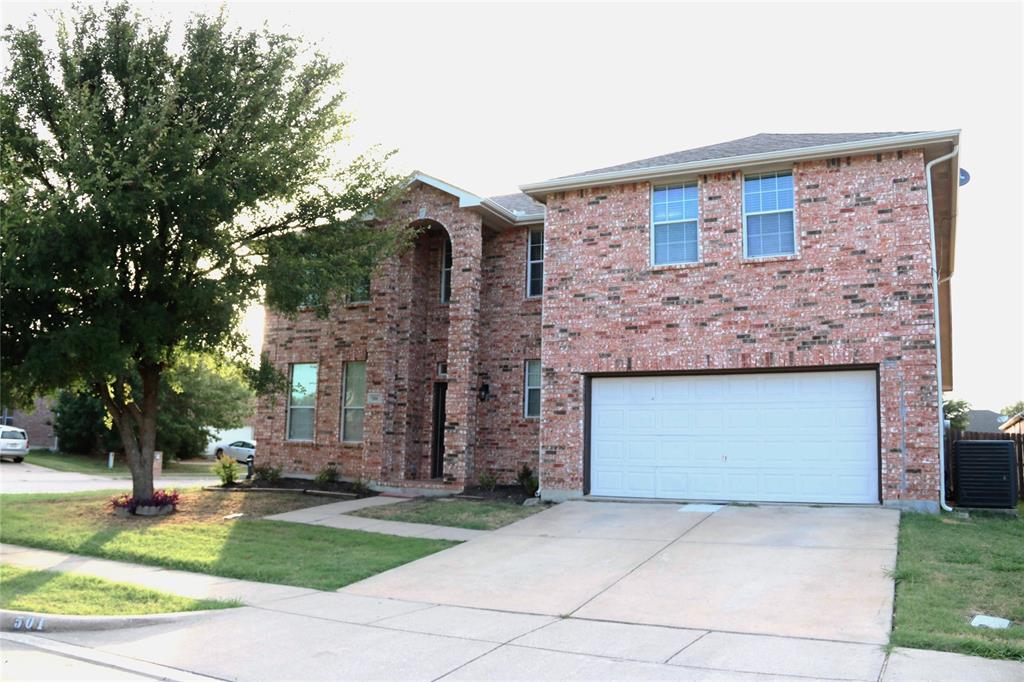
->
256;130;960;511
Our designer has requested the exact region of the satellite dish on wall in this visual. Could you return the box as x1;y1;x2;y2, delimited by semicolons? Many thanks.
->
959;168;970;186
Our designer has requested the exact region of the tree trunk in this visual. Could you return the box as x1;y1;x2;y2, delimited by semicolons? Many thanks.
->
96;363;162;501
136;363;161;500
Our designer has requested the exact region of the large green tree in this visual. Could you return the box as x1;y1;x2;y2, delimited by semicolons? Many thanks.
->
55;353;255;459
1;4;405;499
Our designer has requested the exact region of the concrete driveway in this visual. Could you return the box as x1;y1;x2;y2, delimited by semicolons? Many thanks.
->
344;500;899;644
0;461;216;494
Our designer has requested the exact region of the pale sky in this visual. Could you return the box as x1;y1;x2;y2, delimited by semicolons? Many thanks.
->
3;1;1022;410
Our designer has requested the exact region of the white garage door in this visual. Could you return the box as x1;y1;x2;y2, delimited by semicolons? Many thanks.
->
589;370;878;503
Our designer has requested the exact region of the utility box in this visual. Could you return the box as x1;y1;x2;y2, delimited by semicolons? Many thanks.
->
153;451;163;477
954;440;1019;508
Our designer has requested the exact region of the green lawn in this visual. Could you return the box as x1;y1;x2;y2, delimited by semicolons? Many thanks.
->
891;504;1024;661
1;564;236;615
24;450;215;477
349;497;544;530
0;491;456;591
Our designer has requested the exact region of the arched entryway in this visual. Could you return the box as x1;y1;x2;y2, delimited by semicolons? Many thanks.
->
396;220;452;481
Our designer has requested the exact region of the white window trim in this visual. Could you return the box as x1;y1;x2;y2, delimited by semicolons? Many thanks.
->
649;181;701;267
341;361;367;443
524;359;541;419
741;169;799;260
440;235;452;304
526;226;544;299
285;363;317;442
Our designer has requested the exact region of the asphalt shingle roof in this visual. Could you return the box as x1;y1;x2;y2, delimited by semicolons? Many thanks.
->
487;192;545;216
559;132;919;179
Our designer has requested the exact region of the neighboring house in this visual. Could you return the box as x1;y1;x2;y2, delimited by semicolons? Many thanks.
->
1000;413;1024;436
964;409;1010;433
0;397;58;450
256;130;961;511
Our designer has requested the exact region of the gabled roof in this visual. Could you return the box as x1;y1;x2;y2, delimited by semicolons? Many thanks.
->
408;172;544;228
521;130;961;199
966;410;1010;434
487;192;545;217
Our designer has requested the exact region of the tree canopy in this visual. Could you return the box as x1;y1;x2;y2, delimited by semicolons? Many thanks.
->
1000;400;1024;419
55;353;255;459
1;3;406;499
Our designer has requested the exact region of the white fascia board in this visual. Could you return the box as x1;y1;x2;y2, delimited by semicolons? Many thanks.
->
519;130;962;199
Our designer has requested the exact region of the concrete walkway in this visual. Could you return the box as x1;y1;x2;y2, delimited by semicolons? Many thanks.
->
0;461;216;495
2;542;1022;681
265;495;487;541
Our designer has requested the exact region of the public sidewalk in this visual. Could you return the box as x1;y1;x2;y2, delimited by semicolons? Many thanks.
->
265;495;488;541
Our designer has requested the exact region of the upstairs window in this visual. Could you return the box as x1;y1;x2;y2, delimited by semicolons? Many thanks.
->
527;227;544;297
286;363;318;441
524;359;541;418
744;171;795;257
341;361;367;442
652;183;699;265
347;275;371;304
440;235;452;303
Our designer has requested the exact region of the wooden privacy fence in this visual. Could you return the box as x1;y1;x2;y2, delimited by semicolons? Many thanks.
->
944;429;1024;502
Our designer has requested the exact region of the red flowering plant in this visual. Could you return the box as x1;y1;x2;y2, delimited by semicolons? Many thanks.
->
109;489;181;514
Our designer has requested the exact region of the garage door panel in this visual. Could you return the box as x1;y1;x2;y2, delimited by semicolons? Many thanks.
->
628;379;658;403
593;407;625;430
589;370;879;504
626;439;657;466
627;409;657;431
657;408;692;431
692;408;725;431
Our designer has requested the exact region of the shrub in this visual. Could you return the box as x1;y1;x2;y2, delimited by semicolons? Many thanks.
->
314;464;339;488
517;463;539;497
253;464;282;485
477;470;497;492
213;455;239;486
109;489;181;514
53;390;118;455
350;479;370;496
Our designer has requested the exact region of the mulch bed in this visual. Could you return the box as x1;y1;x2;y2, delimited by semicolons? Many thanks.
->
456;485;532;504
222;477;378;498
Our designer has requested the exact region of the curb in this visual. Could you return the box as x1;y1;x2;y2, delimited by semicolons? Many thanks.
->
2;631;221;681
1;607;226;633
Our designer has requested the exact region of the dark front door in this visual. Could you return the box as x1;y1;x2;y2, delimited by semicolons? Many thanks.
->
430;382;447;479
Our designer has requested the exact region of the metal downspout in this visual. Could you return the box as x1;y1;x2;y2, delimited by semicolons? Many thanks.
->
925;145;958;512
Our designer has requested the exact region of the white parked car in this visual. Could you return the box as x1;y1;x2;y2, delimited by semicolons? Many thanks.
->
0;427;29;462
213;440;256;464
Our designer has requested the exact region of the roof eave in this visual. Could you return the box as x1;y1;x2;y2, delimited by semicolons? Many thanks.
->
410;172;544;227
520;130;962;201
999;413;1023;431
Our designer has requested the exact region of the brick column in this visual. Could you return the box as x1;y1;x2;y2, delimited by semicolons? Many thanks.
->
362;258;400;483
443;214;483;486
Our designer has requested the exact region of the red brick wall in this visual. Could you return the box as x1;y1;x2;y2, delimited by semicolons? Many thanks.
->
539;150;940;506
255;183;542;487
475;227;543;482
